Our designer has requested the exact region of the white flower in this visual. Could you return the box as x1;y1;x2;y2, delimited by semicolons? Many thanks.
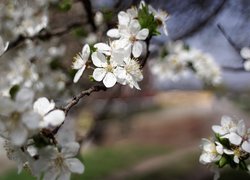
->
91;52;117;88
212;116;237;136
43;142;84;180
199;139;223;165
0;36;9;56
107;7;138;38
115;57;143;90
72;44;90;83
0;88;39;146
119;20;149;58
223;148;242;164
94;40;131;63
148;5;169;36
33;97;65;128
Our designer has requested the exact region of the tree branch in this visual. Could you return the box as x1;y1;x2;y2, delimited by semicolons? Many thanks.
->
5;21;84;54
80;0;97;32
217;24;241;53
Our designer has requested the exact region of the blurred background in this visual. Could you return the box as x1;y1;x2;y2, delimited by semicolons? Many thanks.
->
1;0;250;179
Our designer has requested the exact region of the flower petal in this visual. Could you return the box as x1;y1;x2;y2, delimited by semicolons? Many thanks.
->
103;72;117;88
15;88;34;112
42;110;65;128
65;158;85;174
93;68;106;81
136;28;149;40
73;66;86;83
107;28;120;38
242;141;250;153
62;142;80;158
33;97;55;116
91;52;107;67
237;120;246;136
94;43;111;55
81;44;90;60
240;47;250;59
129;20;141;34
22;111;41;129
10;124;28;146
132;41;143;58
118;11;130;26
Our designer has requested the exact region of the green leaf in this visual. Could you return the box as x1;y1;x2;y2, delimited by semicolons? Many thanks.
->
58;0;72;12
88;75;95;82
72;27;87;37
219;156;228;168
239;160;249;171
138;3;159;37
9;84;20;100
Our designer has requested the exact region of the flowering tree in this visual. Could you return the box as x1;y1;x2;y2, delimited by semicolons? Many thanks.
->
0;0;249;179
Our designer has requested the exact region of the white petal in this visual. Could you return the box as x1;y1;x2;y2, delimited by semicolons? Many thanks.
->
163;23;168;36
57;171;71;180
15;88;34;112
62;142;80;158
91;52;107;67
81;44;90;60
136;28;149;40
103;72;117;88
0;96;15;116
221;116;233;127
212;125;226;135
224;149;234;155
132;41;143;58
129;20;141;34
94;43;111;55
33;97;55;116
118;11;130;26
226;132;242;145
42;110;65;127
10;124;28;146
244;60;250;71
22;111;41;129
234;155;239;164
242;141;250;153
65;158;85;174
93;68;106;81
73;66;86;83
107;29;120;38
237;120;246;136
43;167;59;180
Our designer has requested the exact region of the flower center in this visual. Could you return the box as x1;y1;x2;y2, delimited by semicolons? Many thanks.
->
55;154;64;168
105;64;113;72
10;112;21;125
129;35;137;43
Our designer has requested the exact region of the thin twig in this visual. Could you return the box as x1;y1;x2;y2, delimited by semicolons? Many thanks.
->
217;24;241;53
5;21;84;54
63;85;107;115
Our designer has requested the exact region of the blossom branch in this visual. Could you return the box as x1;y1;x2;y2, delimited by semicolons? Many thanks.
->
5;21;84;53
62;85;107;115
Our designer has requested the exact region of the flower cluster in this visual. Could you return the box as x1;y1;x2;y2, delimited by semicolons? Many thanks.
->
200;116;250;179
0;87;85;179
150;41;222;86
72;2;169;89
0;1;169;179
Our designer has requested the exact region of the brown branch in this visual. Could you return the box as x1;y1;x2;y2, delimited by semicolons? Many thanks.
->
62;85;107;115
80;0;97;32
5;21;84;54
